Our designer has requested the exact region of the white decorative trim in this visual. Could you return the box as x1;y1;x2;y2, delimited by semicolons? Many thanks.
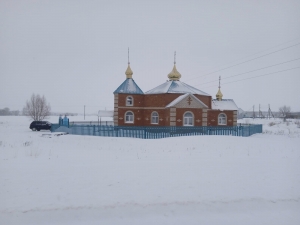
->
170;112;176;117
166;93;208;108
151;111;159;124
170;122;176;126
124;111;134;123
202;122;207;126
183;111;194;126
218;113;227;125
126;96;134;106
202;113;207;117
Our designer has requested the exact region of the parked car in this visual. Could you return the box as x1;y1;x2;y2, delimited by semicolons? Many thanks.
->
29;121;51;131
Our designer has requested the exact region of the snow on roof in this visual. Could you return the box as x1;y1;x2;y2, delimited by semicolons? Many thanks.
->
145;80;210;96
113;78;144;94
212;99;238;110
166;93;208;108
166;93;189;107
98;110;114;117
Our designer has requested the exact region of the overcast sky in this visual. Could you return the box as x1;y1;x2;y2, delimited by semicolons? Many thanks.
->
1;0;300;115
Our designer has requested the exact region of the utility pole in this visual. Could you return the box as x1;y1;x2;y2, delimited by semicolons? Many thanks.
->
258;104;264;118
84;105;85;120
268;104;274;119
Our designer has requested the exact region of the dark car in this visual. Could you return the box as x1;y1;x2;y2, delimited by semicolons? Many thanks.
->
30;121;52;131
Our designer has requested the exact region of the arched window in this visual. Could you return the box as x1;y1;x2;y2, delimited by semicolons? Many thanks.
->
218;113;227;125
126;96;133;106
151;112;159;124
183;112;194;126
125;111;134;123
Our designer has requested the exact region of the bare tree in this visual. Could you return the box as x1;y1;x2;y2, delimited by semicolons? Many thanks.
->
279;105;291;117
23;94;51;121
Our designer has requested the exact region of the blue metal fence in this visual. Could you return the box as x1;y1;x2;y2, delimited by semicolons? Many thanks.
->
50;124;262;138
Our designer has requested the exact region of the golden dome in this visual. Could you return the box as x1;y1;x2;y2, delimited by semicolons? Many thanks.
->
216;88;223;101
125;63;133;79
168;64;181;81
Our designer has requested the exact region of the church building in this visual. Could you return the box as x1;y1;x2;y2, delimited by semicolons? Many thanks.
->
113;58;238;127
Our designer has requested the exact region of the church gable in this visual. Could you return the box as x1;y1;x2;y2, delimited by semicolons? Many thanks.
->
166;93;208;109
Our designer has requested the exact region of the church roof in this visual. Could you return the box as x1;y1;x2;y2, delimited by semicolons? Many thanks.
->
113;78;144;94
212;99;238;110
145;80;210;96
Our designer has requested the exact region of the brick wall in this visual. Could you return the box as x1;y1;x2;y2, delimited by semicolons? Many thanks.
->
194;95;212;108
118;94;145;107
144;94;182;107
114;93;236;127
207;110;235;126
175;108;203;126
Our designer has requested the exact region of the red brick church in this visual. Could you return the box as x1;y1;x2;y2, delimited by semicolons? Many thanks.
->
113;59;238;127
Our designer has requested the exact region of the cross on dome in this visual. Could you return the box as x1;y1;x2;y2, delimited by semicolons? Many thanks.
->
125;48;133;79
216;76;223;101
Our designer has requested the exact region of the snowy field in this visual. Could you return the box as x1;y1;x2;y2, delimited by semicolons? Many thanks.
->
1;116;300;225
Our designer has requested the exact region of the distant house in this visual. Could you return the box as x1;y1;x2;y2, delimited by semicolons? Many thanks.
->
113;61;238;127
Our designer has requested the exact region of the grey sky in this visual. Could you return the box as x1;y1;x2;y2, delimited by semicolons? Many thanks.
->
1;0;300;114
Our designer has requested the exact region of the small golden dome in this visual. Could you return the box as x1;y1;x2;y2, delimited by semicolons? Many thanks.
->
216;88;223;101
168;64;181;81
125;63;133;79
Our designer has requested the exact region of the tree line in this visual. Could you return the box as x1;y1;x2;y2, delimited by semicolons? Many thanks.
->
0;108;20;116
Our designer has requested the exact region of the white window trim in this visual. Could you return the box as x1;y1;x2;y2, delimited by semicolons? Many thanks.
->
126;96;134;106
125;111;134;123
218;113;227;125
151;111;159;124
183;111;194;126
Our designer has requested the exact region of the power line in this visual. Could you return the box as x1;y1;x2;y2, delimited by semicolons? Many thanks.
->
199;66;300;88
195;57;300;86
187;41;300;81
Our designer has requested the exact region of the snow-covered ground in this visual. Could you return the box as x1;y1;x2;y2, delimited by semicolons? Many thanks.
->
0;116;300;225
